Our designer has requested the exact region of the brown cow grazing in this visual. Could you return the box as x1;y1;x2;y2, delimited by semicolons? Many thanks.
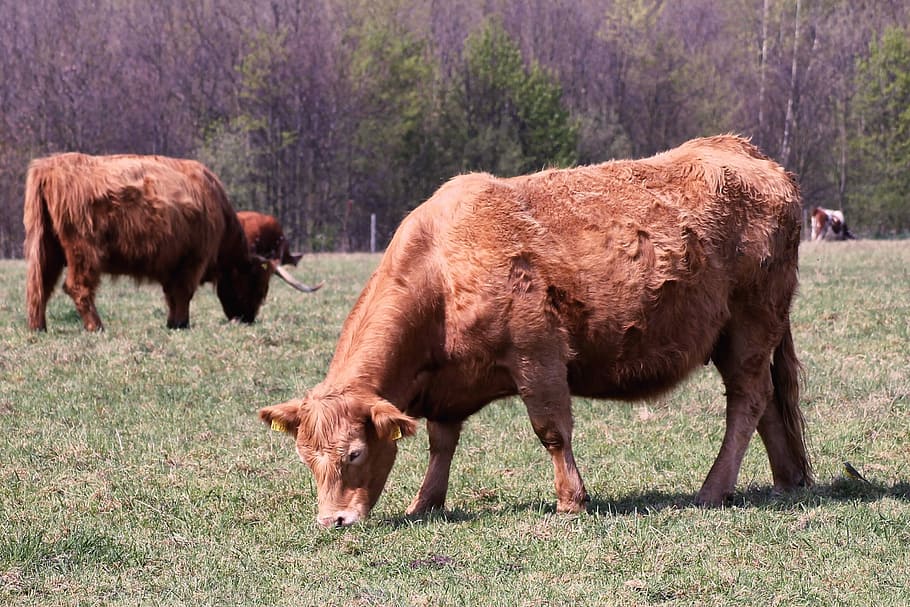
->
260;135;813;527
810;206;855;241
236;211;323;294
24;153;272;331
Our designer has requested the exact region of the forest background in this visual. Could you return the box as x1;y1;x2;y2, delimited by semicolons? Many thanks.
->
1;0;908;255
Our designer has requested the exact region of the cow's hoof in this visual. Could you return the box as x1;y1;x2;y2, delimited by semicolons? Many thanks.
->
556;496;589;514
694;489;731;507
772;472;813;493
406;497;445;516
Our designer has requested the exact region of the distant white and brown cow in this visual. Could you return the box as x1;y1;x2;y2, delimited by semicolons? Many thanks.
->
237;211;323;294
260;135;813;527
810;206;855;241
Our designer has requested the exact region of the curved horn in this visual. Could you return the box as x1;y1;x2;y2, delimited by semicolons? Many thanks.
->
274;263;323;293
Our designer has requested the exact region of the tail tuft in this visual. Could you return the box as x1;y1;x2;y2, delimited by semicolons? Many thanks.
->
23;166;56;330
771;324;813;485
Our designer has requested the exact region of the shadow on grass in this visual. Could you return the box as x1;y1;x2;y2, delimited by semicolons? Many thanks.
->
587;478;910;516
381;507;480;529
381;480;910;526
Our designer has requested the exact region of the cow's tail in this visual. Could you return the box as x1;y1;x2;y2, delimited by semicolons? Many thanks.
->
770;322;814;486
23;166;58;330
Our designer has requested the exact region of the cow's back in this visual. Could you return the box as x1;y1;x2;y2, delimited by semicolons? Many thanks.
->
31;153;229;282
425;136;800;400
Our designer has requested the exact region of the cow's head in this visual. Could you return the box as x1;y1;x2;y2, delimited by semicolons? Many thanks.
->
237;210;322;294
216;256;272;323
260;391;417;527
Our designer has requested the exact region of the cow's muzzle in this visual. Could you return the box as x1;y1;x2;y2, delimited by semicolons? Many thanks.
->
318;510;361;528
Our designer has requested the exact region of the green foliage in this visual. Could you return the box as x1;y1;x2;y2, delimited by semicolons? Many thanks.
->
573;108;633;165
850;27;910;235
451;19;578;175
195;28;296;216
599;0;740;156
2;241;910;604
348;12;442;229
195;119;262;212
0;530;145;574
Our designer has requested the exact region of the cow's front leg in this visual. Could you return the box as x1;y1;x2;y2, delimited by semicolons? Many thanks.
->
519;368;588;514
163;281;194;329
406;420;462;515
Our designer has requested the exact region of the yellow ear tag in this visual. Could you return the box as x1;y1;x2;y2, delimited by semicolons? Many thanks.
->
271;419;287;433
261;262;270;271
390;425;403;441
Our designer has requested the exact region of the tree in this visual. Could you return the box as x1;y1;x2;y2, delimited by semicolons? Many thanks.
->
597;0;742;157
851;26;910;235
346;9;441;249
3;0;910;254
200;27;295;216
449;18;578;176
198;0;357;252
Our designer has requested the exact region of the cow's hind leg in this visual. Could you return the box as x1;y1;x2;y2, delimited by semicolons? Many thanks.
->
756;399;810;493
758;325;812;493
699;327;776;506
26;235;65;331
406;420;462;515
62;251;103;332
515;358;588;513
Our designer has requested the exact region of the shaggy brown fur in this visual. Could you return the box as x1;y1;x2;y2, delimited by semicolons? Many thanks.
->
24;153;270;330
237;211;323;294
260;135;813;527
237;211;302;266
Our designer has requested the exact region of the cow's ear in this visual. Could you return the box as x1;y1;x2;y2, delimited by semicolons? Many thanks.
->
370;399;417;442
259;400;302;436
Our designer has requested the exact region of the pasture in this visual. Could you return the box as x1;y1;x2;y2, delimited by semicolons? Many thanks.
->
1;241;908;606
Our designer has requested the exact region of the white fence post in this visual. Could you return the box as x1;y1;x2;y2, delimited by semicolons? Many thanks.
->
370;213;377;253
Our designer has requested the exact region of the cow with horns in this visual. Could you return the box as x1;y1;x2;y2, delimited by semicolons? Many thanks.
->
260;135;813;527
237;211;323;295
23;153;298;331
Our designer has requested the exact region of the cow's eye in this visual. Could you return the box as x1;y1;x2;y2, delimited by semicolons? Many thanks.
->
348;450;362;463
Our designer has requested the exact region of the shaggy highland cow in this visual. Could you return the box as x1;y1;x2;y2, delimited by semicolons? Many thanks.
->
24;153;272;330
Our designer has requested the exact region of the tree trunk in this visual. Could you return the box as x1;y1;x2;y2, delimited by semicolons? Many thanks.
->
780;0;801;165
757;0;770;142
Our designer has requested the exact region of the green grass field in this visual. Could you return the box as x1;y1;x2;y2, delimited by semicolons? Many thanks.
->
1;242;908;606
